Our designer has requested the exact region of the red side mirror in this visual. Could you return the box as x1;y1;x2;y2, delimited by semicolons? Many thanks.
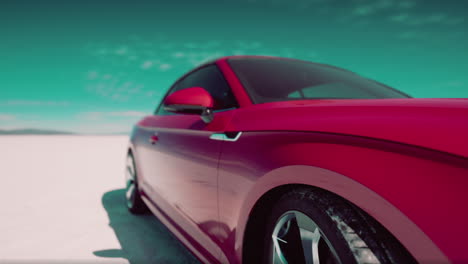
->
164;87;214;108
163;87;215;123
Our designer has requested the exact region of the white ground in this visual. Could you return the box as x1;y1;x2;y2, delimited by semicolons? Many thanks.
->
0;136;198;264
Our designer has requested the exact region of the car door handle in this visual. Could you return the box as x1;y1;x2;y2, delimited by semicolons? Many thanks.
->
149;134;159;144
209;132;242;142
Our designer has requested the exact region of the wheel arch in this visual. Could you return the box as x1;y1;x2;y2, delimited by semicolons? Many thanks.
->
237;165;448;263
125;140;144;192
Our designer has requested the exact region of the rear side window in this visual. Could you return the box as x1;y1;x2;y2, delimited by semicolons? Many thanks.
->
228;58;410;103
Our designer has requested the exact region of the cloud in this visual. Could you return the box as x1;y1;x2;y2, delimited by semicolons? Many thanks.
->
397;31;419;39
204;41;221;49
232;50;244;55
398;1;416;9
102;74;112;80
442;81;465;88
86;75;146;101
87;71;99;80
306;51;319;59
445;17;465;25
390;12;462;26
374;0;393;9
352;0;400;17
96;48;109;56
426;14;447;23
110;94;129;101
172;52;185;58
352;6;375;16
0;114;15;121
0;100;70;106
115;46;128;55
236;41;263;50
0;119;135;134
390;13;410;23
72;123;134;134
108;111;147;117
184;43;198;49
79;111;147;121
141;60;154;69
159;63;172;71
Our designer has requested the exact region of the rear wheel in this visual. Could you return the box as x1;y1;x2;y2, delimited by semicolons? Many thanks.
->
125;153;148;214
259;188;416;264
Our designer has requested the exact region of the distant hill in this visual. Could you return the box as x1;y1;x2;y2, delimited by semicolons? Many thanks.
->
0;129;76;135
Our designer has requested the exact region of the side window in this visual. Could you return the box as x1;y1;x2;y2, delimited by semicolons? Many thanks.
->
156;65;238;115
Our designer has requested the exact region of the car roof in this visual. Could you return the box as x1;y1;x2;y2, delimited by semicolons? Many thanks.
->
194;55;306;67
210;55;359;75
215;55;304;63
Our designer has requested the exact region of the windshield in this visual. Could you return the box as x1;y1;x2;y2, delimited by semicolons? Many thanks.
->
227;57;410;104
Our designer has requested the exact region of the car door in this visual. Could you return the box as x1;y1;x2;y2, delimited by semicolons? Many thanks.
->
137;64;238;261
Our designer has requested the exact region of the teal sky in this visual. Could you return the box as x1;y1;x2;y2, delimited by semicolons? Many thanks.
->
1;0;467;133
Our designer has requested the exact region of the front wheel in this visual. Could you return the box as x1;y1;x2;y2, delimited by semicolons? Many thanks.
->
262;188;416;264
125;153;148;214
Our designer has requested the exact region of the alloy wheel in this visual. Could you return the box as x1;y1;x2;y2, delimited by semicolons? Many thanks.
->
271;210;340;264
125;155;137;208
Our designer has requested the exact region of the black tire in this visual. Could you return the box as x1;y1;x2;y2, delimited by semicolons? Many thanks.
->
125;152;148;214
256;187;416;264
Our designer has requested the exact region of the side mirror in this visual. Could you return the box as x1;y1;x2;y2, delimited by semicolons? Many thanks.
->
163;87;214;123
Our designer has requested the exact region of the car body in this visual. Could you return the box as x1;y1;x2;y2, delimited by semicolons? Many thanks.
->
126;56;468;263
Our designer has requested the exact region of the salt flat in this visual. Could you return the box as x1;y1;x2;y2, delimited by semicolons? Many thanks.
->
0;136;198;264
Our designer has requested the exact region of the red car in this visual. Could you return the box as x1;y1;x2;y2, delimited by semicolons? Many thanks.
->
125;56;468;264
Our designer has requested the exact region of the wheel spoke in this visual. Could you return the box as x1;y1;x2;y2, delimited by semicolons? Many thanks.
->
272;218;290;264
272;213;307;264
125;156;137;205
272;240;286;264
294;211;322;264
125;157;135;181
126;166;134;179
271;211;341;264
297;227;321;264
126;182;135;201
126;178;134;189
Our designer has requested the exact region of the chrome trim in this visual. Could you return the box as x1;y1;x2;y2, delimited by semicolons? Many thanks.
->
225;132;242;142
209;133;226;141
209;132;242;142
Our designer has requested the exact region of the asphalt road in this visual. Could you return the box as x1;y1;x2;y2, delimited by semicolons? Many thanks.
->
0;136;199;264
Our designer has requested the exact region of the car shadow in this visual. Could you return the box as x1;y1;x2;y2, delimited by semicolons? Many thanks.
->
93;189;200;264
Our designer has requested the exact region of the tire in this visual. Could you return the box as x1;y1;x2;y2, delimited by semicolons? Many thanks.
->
258;188;416;264
125;152;148;214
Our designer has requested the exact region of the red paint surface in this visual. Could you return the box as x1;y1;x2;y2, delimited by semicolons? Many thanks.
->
226;98;468;158
130;56;468;263
217;132;466;263
134;110;235;263
164;86;214;108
